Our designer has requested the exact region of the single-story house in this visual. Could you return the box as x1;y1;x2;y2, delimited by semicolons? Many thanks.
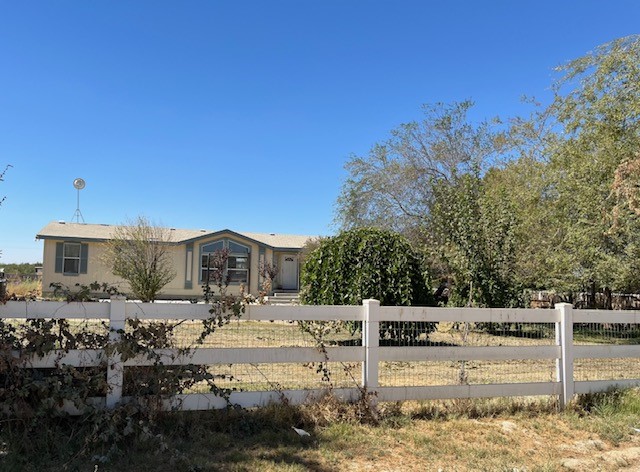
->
36;221;315;299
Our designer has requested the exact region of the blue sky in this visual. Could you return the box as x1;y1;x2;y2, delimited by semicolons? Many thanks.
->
1;1;639;263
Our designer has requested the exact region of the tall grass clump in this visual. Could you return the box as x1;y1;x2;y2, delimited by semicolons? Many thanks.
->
574;387;640;445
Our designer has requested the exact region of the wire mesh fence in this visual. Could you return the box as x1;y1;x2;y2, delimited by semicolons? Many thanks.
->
190;362;362;393
574;358;640;382
378;321;558;387
137;319;362;349
4;299;640;409
574;322;640;345
573;320;640;381
427;321;556;347
379;359;558;387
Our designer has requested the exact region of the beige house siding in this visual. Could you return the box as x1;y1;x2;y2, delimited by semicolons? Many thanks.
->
38;222;313;300
42;239;130;294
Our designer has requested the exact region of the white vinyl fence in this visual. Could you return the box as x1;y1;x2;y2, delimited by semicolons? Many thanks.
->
2;297;640;411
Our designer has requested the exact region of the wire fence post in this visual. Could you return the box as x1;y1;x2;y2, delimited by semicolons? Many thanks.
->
556;303;574;409
362;299;380;395
106;296;126;409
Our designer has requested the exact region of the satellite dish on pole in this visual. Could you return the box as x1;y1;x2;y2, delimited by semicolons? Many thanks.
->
72;178;86;223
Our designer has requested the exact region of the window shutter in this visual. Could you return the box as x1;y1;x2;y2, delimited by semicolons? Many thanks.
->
55;242;64;273
80;243;88;274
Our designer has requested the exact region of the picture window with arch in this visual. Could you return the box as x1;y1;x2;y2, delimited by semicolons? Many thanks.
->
200;239;250;285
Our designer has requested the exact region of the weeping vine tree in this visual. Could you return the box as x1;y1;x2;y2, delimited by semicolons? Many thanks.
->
300;227;434;342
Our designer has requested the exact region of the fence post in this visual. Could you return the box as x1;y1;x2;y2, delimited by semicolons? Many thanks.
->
362;299;380;394
556;303;574;409
106;296;126;409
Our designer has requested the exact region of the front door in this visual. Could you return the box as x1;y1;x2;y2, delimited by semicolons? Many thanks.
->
280;255;298;290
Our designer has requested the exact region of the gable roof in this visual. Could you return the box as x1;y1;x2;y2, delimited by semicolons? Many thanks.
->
36;221;315;250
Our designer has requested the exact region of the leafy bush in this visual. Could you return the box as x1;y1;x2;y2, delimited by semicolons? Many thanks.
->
301;227;432;306
100;216;177;302
0;278;248;467
300;227;435;342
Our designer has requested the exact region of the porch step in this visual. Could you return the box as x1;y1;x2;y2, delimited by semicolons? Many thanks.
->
267;292;300;305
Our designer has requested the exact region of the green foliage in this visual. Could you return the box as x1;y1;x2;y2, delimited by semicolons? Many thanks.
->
544;35;640;294
428;170;521;307
49;281;123;302
472;36;640;297
479;157;559;292
334;101;522;307
301;227;432;306
575;387;640;445
301;227;434;343
336;101;505;239
1;262;41;275
101;216;177;302
335;36;640;301
0;278;250;466
0;317;109;422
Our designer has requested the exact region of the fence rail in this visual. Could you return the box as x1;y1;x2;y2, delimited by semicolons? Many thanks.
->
2;298;640;412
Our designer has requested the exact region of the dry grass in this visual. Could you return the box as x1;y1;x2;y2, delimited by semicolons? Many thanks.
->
6;278;41;299
173;390;640;471
7;391;640;471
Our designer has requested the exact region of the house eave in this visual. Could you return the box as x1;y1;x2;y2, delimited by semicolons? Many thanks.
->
180;229;306;251
36;234;108;243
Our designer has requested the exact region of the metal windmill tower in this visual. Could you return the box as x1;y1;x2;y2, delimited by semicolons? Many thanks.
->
71;178;86;223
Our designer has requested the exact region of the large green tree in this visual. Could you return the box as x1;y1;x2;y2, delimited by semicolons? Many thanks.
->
480;157;559;291
336;101;506;241
544;35;640;296
336;36;640;305
426;166;521;307
335;102;522;306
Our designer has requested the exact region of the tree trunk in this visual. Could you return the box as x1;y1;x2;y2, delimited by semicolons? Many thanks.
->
604;286;613;310
589;281;596;309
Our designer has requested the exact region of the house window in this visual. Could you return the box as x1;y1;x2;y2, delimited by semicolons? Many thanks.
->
200;240;250;285
63;243;81;274
227;254;249;283
55;241;89;275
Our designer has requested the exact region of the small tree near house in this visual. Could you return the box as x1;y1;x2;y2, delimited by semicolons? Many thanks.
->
202;246;232;303
101;217;176;302
258;260;278;300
